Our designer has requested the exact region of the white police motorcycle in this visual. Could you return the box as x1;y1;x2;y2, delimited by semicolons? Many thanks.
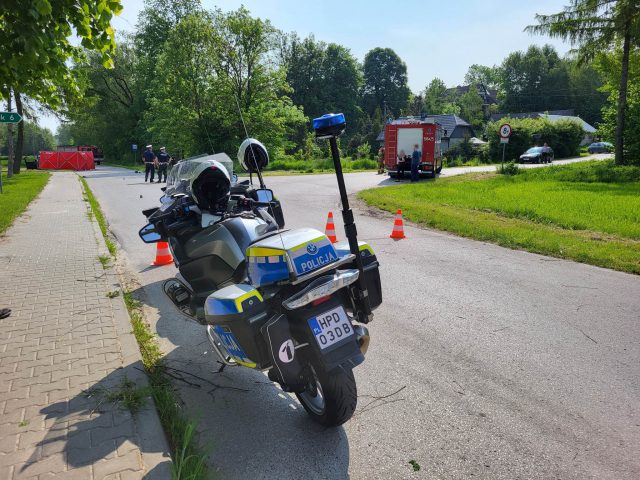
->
139;114;382;425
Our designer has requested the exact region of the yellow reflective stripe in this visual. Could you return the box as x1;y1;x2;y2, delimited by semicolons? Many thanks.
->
360;244;374;256
289;236;327;252
247;247;285;257
233;290;264;313
234;359;257;368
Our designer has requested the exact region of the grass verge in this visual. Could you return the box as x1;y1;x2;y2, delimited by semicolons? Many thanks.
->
123;292;209;480
79;176;117;256
79;175;209;478
359;160;640;274
0;169;50;235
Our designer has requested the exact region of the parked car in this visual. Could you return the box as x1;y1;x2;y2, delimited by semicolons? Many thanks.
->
519;146;553;164
587;142;613;154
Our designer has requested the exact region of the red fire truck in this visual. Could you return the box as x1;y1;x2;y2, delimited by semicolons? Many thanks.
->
383;117;443;178
57;145;104;165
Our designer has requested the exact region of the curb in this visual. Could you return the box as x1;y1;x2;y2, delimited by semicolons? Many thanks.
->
84;182;173;479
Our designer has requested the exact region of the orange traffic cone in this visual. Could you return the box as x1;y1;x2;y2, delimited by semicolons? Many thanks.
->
390;209;406;239
153;241;174;266
325;212;338;243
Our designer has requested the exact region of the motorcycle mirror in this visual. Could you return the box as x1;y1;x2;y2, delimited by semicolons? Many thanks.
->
139;223;162;243
255;189;273;203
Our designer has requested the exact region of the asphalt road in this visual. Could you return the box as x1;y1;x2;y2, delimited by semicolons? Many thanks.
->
84;154;639;480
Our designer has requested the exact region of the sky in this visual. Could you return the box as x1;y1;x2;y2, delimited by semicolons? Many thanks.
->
38;0;574;134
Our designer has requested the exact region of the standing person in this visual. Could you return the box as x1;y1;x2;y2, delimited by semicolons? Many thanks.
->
395;149;406;181
142;145;156;182
156;146;171;183
377;147;385;175
411;144;421;182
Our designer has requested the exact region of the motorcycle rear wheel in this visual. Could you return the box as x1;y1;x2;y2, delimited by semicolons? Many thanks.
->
296;364;357;426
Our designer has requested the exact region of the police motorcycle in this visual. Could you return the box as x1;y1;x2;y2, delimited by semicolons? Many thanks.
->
138;114;382;426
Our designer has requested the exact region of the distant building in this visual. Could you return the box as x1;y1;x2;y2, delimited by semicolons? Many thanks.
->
376;114;476;152
448;84;499;106
490;110;596;145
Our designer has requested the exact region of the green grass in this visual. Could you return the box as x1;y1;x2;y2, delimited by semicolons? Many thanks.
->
98;254;111;268
359;160;640;274
85;377;151;415
123;291;209;480
0;169;50;235
79;176;117;256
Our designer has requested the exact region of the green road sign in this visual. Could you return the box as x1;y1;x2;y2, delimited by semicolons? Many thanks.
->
0;112;23;124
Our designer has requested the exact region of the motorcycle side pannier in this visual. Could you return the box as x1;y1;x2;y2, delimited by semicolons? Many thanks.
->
204;284;272;369
334;241;382;310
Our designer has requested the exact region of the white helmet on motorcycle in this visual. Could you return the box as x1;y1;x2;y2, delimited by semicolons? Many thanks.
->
190;160;231;213
238;138;269;173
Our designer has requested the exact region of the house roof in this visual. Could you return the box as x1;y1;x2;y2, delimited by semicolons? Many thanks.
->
488;110;595;133
489;109;575;123
542;114;597;133
424;114;474;138
375;114;474;142
448;84;498;104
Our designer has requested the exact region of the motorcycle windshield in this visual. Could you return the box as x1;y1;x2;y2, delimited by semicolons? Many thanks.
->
165;153;234;199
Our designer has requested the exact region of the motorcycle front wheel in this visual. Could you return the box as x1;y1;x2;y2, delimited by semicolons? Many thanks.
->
296;364;358;426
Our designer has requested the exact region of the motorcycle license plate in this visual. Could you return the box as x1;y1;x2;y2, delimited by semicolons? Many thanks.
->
308;306;354;350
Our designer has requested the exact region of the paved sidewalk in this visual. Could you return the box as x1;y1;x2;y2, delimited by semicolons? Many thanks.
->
0;173;171;479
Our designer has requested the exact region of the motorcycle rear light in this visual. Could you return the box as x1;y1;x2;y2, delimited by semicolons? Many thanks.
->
312;295;331;306
283;269;359;310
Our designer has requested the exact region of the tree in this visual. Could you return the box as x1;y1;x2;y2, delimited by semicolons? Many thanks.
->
464;64;501;90
458;87;484;129
567;60;607;125
145;8;305;158
65;40;141;162
281;34;328;120
527;0;640;164
322;44;364;134
361;48;410;117
0;0;122;106
595;47;640;163
423;78;448;114
500;45;571;113
1;0;122;174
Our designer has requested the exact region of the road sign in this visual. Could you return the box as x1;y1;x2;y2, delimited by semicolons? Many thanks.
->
500;137;509;144
499;123;512;138
0;112;23;124
132;144;138;151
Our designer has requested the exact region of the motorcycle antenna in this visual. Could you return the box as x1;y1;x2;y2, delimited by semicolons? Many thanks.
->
233;95;266;190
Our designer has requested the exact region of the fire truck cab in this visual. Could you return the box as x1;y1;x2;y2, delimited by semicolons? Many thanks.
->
383;117;443;178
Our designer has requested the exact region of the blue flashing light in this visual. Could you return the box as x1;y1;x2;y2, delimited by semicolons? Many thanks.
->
312;113;345;131
312;113;346;138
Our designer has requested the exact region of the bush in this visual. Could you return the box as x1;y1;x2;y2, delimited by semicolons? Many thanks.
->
348;158;377;170
498;161;520;176
488;117;584;161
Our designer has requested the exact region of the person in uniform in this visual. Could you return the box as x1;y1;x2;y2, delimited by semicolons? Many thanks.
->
142;145;156;182
156;146;171;183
